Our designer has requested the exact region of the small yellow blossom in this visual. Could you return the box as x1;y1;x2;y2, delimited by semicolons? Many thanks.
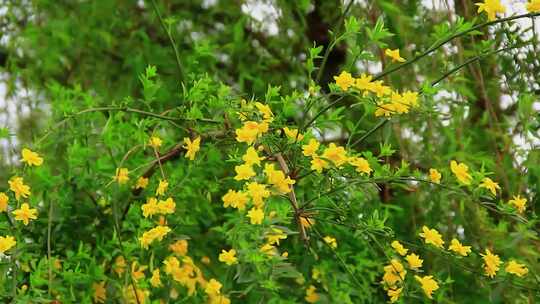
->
255;102;274;122
300;216;315;229
0;192;8;212
246;182;270;207
242;147;264;166
141;197;159;218
134;177;149;189
302;139;320;157
92;282;107;303
0;235;16;253
414;275;439;299
260;243;277;255
150;269;162;287
21;148;43;166
13;203;38;225
480;249;501;278
283;127;304;141
131;261;148;281
385;49;406;63
448;238;471;256
149;136;162;149
219;249;238;266
369;81;392;97
450;160;472;185
406;253;423;270
266;228;287;245
8;176;31;200
508;195;527;213
322;143;348;167
323;235;338;249
205;279;222;295
479;177;500;196
354;73;374;91
310;157;329;173
476;0;506;21
527;0;540;12
247;207;264;225
382;259;407;287
221;189;249;210
419;226;444;249
305;285;320;303
139;225;171;249
264;164;295;193
391;240;408;256
236;121;263;145
234;164;256;181
387;287;402;303
113;256;126;276
156;179;169;196
169;239;189;256
505;260;528;277
333;71;355;91
114;168;130;184
349;156;372;175
429;168;441;184
183;136;201;160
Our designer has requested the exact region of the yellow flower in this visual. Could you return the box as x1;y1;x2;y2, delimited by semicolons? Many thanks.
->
300;216;315;229
242;147;264;166
419;226;444;249
0;235;16;254
266;228;287;245
476;0;506;21
283;127;304;141
236;121;263;145
150;269;162;287
183;136;201;160
169;239;189;256
414;275;439;299
387;287;402;303
131;261;148;281
21;148;43;166
508;195;527;213
134;177;149;189
260;243;277;256
255;102;274;122
349;156;372;175
8;176;31;200
92;281;107;303
221;189;249;210
310;157;329;173
323;236;337;249
527;0;540;12
219;249;238;266
122;285;148;304
246;182;270;207
505;260;528;277
234;164;256;181
264;164;295;193
0;192;8;212
405;253;423;270
354;73;374;91
382;259;407;287
205;278;222;295
157;197;175;214
450;160;472;185
141;197;159;218
322;143;348;167
391;240;408;256
385;49;406;63
480;249;501;278
479;177;500;196
402;90;419;107
148;136;162;149
368;81;392;97
247;207;264;225
13;203;38;225
156;179;169;196
113;256;126;276
333;71;355;91
139;225;171;249
302;139;320;157
114;168;130;184
448;238;471;256
305;285;320;303
429;168;441;184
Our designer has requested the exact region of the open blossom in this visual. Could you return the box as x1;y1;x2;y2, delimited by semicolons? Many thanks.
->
479;177;500;196
302;139;320;157
139;225;171;249
218;249;238;266
429;168;441;184
221;189;248;210
527;0;540;12
387;287;402;303
114;168;129;184
385;49;406;63
382;259;407;287
247;207;264;224
349;156;372;175
450;160;472;185
391;241;408;256
246;182;270;207
236;121;267;145
264;164;295;194
480;249;501;278
205;279;222;295
0;235;16;253
508;195;527;213
169;239;189;256
448;239;471;256
150;269;162;287
183;136;201;160
305;285;320;303
333;71;355;91
242;147;264;166
322;143;348;168
419;226;444;249
234;164;256;181
406;253;423;270
134;177;149;189
415;275;439;299
310;157;329;173
8;176;31;200
148;136;162;149
13;203;38;225
323;236;337;249
476;0;506;21
266;228;287;245
254;102;274;122
21;148;43;166
156;179;169;196
505;260;528;277
283;127;304;141
0;192;8;212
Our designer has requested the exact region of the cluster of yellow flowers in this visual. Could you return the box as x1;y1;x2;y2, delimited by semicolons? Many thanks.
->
0;148;43;255
475;0;540;21
333;71;419;117
303;139;373;175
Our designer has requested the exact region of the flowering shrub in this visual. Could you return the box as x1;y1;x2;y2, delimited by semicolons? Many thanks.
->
1;0;539;303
